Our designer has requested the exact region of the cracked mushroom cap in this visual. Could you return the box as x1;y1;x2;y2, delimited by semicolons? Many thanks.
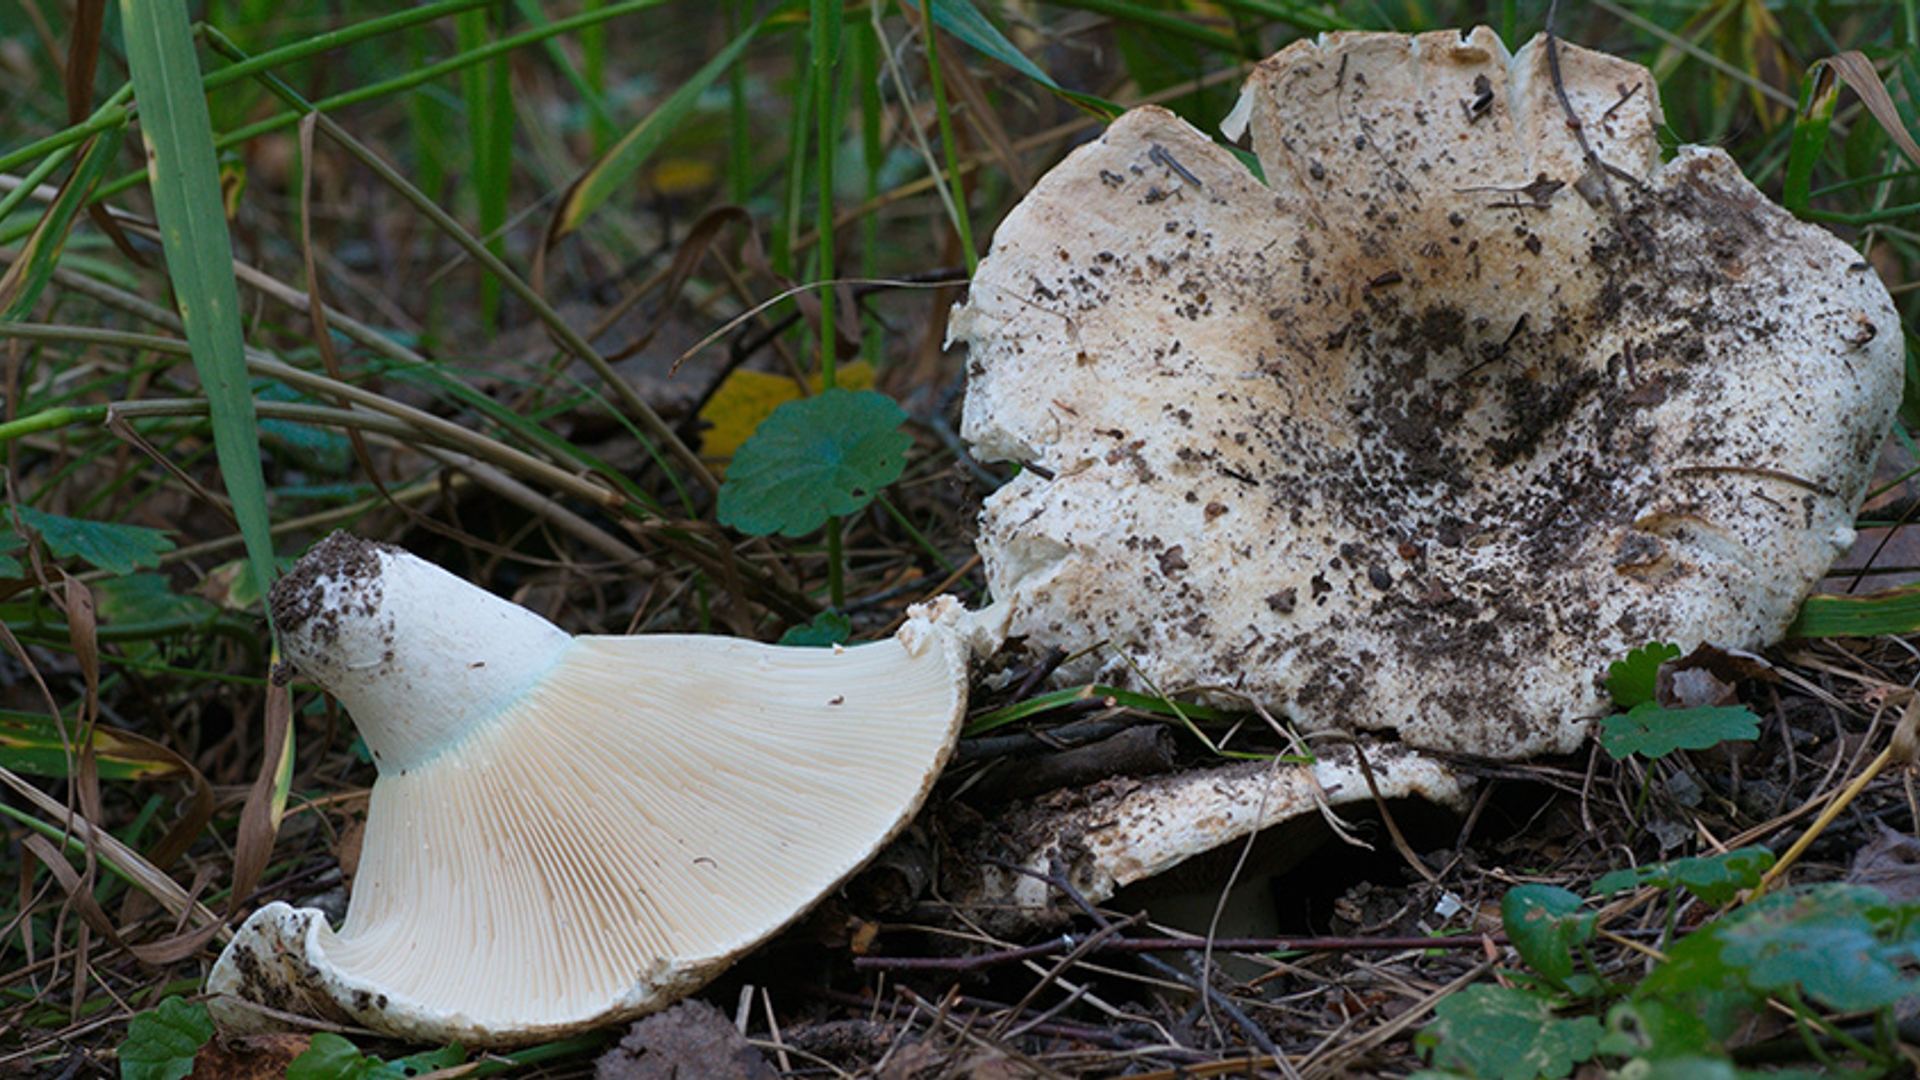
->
207;532;973;1045
951;27;1901;758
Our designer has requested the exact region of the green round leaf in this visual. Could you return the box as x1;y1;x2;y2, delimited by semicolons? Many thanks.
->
779;609;852;647
716;388;911;538
120;996;213;1080
287;1033;371;1080
1501;884;1596;990
1714;884;1920;1012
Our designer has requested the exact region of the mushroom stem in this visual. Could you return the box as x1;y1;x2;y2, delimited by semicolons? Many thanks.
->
271;532;573;773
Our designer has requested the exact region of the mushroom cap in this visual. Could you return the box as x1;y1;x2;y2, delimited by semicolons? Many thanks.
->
952;28;1901;758
208;534;972;1045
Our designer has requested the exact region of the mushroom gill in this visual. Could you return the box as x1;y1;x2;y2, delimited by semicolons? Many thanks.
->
208;534;975;1045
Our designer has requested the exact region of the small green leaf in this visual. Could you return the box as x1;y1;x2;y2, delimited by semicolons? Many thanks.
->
288;1033;367;1080
1605;642;1681;708
779;609;851;647
1639;884;1920;1035
1417;984;1603;1080
287;1033;464;1080
717;388;911;538
1598;703;1760;760
1713;884;1920;1012
1635;927;1763;1039
119;996;213;1080
1614;1056;1743;1080
1592;847;1775;904
258;382;352;473
1598;1000;1717;1061
1501;884;1596;990
0;528;23;577
0;125;126;321
92;573;216;627
16;506;173;574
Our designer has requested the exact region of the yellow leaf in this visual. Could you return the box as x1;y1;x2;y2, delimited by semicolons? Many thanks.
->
698;362;875;469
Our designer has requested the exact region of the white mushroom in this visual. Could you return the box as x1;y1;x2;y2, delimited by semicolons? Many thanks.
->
954;737;1471;933
207;532;973;1045
952;27;1901;759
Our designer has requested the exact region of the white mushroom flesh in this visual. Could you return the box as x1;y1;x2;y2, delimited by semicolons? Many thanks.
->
208;533;971;1045
955;738;1469;932
952;28;1902;758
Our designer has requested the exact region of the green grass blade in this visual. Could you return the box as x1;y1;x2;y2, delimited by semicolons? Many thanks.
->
0;126;123;320
928;0;1118;115
0;4;489;180
119;0;275;605
964;683;1246;738
921;0;978;274
0;143;76;242
0;709;195;782
1790;584;1920;638
1903;331;1920;435
1784;61;1839;216
929;0;1059;89
510;0;618;142
552;23;760;238
1205;0;1346;33
457;8;513;329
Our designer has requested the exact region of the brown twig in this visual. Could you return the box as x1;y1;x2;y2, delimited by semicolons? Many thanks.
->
986;859;1285;1060
855;931;1509;972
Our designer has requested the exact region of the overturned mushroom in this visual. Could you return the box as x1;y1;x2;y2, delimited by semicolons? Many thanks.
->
207;532;975;1046
952;27;1901;759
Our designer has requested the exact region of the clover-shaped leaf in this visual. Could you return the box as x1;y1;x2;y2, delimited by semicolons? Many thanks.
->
716;388;910;538
1605;642;1682;708
1598;703;1759;760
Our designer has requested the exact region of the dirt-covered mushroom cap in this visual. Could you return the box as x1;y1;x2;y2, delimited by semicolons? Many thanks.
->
951;27;1901;758
207;532;973;1046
